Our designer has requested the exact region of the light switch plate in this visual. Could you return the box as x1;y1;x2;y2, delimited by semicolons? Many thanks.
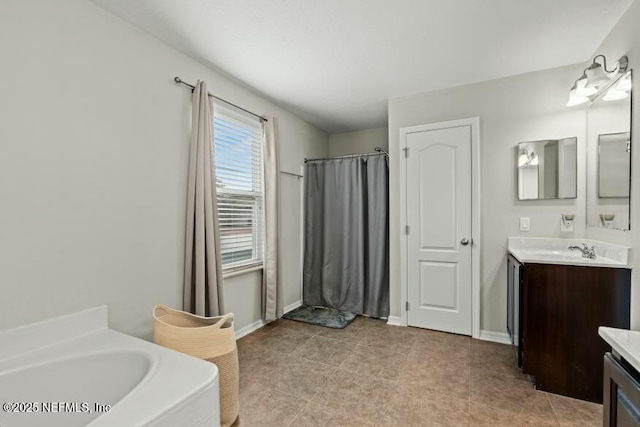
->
519;217;530;232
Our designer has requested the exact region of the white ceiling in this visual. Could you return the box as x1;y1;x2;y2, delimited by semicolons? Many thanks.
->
89;0;633;134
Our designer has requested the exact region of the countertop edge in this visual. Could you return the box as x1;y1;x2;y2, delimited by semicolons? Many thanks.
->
599;327;640;374
508;249;632;269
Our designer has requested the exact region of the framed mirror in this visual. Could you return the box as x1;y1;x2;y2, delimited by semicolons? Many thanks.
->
587;70;632;230
598;132;630;198
517;138;578;200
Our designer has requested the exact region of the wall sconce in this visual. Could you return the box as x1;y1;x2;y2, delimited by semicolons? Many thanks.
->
567;55;629;106
518;149;538;168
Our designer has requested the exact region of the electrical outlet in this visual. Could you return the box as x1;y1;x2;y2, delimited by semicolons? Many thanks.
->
560;221;574;232
561;214;575;233
519;217;530;232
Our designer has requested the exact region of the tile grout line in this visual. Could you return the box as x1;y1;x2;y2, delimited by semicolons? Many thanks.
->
288;322;349;410
545;392;563;426
286;355;342;427
285;400;309;427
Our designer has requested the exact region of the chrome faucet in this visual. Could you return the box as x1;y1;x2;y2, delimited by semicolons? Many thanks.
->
568;243;597;259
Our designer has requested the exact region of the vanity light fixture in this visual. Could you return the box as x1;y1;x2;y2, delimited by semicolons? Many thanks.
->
568;72;598;105
567;83;589;106
518;150;538;168
576;76;599;97
567;55;629;106
617;72;632;92
603;88;629;101
603;70;632;102
584;56;613;89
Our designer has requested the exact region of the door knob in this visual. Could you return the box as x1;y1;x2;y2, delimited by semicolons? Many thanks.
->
460;238;470;246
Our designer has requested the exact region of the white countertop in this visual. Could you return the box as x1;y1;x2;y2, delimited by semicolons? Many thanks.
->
508;237;631;269
599;327;640;374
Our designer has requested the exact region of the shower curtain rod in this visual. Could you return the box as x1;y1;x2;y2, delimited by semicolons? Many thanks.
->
173;76;268;122
304;147;388;163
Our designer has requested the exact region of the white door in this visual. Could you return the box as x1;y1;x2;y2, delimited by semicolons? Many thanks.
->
405;124;473;335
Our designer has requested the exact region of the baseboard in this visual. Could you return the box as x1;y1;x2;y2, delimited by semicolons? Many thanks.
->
284;300;303;314
386;316;405;326
478;330;512;345
234;319;267;340
235;301;303;340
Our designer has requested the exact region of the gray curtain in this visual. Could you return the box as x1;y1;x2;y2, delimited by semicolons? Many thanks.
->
183;81;225;317
303;155;389;318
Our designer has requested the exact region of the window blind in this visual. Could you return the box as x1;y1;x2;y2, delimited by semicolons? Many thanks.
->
212;103;264;269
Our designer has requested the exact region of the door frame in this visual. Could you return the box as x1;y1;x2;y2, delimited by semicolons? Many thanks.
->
399;117;481;338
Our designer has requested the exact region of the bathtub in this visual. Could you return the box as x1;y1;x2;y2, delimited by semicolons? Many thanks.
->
0;306;219;427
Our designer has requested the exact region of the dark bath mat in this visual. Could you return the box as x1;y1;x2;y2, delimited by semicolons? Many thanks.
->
283;305;357;329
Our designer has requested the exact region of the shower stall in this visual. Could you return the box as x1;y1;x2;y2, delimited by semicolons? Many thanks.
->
302;148;389;318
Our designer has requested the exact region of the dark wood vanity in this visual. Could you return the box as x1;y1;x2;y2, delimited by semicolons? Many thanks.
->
507;254;631;403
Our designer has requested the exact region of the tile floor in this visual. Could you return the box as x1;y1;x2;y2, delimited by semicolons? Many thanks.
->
233;316;602;426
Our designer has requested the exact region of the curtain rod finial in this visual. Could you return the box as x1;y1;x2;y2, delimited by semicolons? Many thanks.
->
174;76;182;83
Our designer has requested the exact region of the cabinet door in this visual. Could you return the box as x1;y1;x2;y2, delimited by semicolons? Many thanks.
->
514;264;521;367
522;264;630;402
604;353;640;427
507;255;522;367
507;258;514;343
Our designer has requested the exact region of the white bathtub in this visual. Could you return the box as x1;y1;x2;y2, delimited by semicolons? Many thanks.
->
0;306;219;427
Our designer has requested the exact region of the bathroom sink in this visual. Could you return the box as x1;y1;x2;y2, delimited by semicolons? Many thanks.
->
0;306;220;427
507;237;631;268
512;248;584;261
1;352;153;427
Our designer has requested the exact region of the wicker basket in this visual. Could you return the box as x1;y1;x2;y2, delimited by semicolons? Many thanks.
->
153;305;239;427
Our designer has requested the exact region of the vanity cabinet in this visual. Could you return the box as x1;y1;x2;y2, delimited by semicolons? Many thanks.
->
507;255;631;403
604;353;640;427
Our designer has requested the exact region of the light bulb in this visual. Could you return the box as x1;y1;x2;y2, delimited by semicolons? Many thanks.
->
603;88;629;101
567;85;589;106
575;78;597;96
518;152;529;168
616;73;632;92
585;63;610;89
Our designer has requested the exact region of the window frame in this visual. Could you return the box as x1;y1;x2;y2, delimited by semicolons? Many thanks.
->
212;102;265;274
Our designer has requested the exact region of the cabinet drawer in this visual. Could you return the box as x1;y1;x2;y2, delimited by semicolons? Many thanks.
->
604;353;640;427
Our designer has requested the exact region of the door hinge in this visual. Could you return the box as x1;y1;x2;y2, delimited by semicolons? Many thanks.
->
405;225;410;235
406;301;410;311
403;147;409;158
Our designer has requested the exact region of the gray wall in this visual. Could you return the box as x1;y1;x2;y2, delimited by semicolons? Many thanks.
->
585;0;640;329
329;127;389;156
389;64;587;334
0;0;328;339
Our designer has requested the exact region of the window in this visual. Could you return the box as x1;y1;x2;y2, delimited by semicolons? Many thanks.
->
212;103;264;270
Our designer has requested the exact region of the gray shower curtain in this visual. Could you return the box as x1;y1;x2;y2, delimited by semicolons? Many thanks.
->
303;155;389;318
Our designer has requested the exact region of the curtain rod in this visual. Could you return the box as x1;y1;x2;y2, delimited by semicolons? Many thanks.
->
174;77;268;123
280;170;303;179
304;147;389;163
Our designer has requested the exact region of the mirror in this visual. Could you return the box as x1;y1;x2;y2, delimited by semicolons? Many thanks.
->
598;132;630;198
587;70;632;230
517;138;578;200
